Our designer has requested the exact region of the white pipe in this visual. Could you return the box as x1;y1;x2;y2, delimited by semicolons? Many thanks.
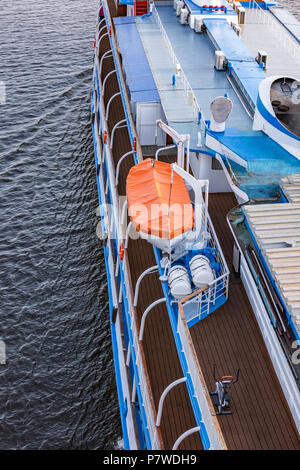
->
172;163;206;237
118;281;123;304
214;153;249;204
156;377;187;426
99;50;113;76
98;17;106;29
139;298;166;341
134;265;159;307
155;121;188;170
110;118;126;149
185;134;190;172
115;150;135;186
204;179;209;234
105;91;121;121
125;221;133;250
120;199;128;240
98;24;107;40
172;426;201;450
102;69;116;95
155;144;176;160
126;342;131;366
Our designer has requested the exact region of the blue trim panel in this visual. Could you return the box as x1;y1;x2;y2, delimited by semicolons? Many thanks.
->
104;245;130;450
257;93;300;141
114;20;160;102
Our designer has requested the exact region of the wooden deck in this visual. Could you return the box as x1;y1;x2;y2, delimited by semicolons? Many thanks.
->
98;0;300;450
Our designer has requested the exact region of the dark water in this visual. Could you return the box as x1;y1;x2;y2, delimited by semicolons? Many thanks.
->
0;0;121;450
0;0;299;451
283;0;300;19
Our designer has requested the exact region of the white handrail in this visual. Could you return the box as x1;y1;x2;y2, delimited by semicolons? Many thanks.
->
152;5;201;120
172;426;201;450
139;298;167;341
156;377;187;426
248;0;300;63
134;265;159;307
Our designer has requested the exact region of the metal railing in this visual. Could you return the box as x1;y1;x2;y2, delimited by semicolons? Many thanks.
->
95;0;162;449
122;261;162;450
248;0;300;64
181;210;230;324
152;5;201;120
177;294;227;450
98;0;144;164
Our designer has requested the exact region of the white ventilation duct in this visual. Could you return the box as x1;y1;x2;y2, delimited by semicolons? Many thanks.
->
210;96;233;132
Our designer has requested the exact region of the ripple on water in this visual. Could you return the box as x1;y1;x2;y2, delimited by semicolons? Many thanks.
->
0;0;121;450
0;0;299;451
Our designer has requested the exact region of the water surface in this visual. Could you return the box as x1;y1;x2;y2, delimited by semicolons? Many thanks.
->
0;0;299;451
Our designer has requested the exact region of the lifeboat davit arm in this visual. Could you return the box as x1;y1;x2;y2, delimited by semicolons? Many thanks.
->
155;119;189;170
172;163;209;240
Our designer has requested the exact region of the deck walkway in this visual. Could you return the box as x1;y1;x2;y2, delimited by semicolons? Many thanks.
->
99;0;300;450
241;8;300;77
101;0;203;449
191;193;300;449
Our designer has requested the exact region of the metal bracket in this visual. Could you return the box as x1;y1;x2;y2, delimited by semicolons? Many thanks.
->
115;150;135;186
110;118;126;149
134;266;159;307
139;298;166;341
105;91;121;121
156;377;187;426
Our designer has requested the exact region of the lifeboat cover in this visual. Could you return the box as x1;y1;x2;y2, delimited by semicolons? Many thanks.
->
126;159;194;239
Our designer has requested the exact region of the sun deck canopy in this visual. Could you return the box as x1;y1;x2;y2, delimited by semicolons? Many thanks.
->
126;159;194;239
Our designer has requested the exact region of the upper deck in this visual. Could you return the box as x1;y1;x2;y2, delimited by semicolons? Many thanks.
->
93;0;300;449
121;3;300;197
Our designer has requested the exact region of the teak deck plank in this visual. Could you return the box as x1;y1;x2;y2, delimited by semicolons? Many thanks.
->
190;193;300;450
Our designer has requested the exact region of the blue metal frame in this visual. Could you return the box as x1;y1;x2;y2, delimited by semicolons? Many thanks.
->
243;215;300;342
104;245;131;450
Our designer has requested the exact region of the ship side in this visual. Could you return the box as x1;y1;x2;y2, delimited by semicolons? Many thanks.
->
91;0;300;449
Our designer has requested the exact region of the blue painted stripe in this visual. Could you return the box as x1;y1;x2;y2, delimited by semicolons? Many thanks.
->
257;93;300;141
103;244;130;450
118;264;152;449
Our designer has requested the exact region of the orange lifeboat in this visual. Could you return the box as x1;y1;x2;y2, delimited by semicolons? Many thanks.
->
126;159;194;246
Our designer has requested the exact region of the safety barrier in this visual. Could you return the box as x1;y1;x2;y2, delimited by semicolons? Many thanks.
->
248;0;300;63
